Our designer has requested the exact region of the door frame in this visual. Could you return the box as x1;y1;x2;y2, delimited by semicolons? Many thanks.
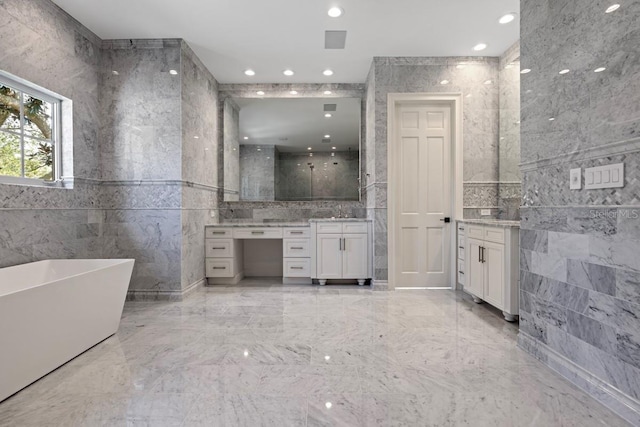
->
387;93;463;290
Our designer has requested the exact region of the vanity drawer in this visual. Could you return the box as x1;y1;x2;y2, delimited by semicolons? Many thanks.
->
458;243;465;261
342;222;368;234
467;225;484;240
484;227;505;244
284;228;310;238
457;223;466;234
283;239;310;257
206;259;236;278
283;258;311;277
316;222;343;234
205;239;234;258
205;227;233;239
458;270;465;285
233;228;283;239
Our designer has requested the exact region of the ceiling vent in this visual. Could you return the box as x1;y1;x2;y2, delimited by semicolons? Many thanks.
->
325;31;347;49
323;104;337;112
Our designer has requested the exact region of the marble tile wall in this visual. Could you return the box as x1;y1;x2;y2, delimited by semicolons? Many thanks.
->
180;42;220;294
519;0;640;423
0;0;102;268
99;39;184;299
498;42;521;221
366;57;501;283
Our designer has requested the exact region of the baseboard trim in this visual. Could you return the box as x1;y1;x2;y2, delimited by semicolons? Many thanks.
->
126;278;206;301
206;272;244;286
371;279;389;291
518;332;640;426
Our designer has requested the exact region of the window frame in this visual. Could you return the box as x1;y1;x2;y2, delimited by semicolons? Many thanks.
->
0;73;62;186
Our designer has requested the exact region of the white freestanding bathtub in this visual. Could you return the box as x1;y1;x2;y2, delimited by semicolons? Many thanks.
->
0;259;134;402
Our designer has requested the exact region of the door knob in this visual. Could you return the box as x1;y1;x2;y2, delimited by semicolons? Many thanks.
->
439;217;451;223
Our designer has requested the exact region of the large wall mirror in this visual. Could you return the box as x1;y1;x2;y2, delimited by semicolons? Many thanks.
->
223;97;361;202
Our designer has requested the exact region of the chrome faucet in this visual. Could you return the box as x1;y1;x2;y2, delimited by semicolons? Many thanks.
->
337;204;343;218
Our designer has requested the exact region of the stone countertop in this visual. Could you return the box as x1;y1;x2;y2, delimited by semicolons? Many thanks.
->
308;218;372;222
205;222;310;228
457;219;520;228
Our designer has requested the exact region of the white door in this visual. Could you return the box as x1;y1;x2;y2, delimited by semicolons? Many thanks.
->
316;234;342;279
342;234;368;278
483;241;505;309
466;238;485;298
393;103;452;287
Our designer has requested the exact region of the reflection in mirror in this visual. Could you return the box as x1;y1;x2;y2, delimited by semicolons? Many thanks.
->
223;97;361;202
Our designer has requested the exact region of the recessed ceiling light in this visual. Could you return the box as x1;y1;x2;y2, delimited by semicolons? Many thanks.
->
323;69;334;76
112;70;119;75
559;69;570;74
521;68;532;74
290;90;298;95
256;90;265;95
193;136;199;139
605;4;620;13
244;69;255;76
328;7;343;17
257;148;261;151
549;117;555;121
325;402;333;409
325;113;332;118
473;43;487;51
243;136;249;140
332;146;337;150
594;67;607;73
324;134;331;138
169;69;178;75
308;147;312;150
440;80;450;85
309;153;313;157
484;80;492;85
498;13;516;24
324;90;332;95
283;69;295;76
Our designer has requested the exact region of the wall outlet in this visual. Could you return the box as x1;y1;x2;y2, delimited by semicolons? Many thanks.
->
584;163;624;190
570;168;582;190
480;209;491;216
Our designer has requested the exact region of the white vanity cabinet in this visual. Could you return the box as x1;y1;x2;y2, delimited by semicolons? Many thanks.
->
205;227;243;284
464;223;520;322
310;220;372;286
282;227;312;283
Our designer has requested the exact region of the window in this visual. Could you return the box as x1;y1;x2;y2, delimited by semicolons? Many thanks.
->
0;74;61;184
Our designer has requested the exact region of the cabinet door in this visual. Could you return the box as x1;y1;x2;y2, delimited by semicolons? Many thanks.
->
316;235;343;279
483;241;505;309
466;238;485;298
342;233;368;278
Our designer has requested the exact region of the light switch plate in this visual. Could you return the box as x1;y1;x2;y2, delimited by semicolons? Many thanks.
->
570;168;581;190
480;209;491;216
584;163;624;190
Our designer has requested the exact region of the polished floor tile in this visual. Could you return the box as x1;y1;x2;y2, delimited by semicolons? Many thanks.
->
0;281;631;426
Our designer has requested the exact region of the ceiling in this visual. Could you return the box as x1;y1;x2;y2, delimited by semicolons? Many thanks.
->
51;0;520;84
234;97;360;153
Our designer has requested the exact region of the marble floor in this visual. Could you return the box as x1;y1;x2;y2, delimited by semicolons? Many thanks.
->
0;279;630;426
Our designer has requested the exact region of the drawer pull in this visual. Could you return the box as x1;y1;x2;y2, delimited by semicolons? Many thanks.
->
291;247;304;250
459;271;464;275
290;231;304;235
213;266;227;270
458;227;465;231
459;246;464;249
211;231;226;235
291;267;304;270
251;231;265;235
212;247;226;250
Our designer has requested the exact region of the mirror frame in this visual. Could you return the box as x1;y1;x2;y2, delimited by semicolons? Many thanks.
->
219;83;365;203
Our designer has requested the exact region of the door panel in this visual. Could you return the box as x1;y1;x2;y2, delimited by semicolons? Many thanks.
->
316;235;342;279
483;242;505;309
466;238;485;298
395;103;452;287
342;234;368;278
